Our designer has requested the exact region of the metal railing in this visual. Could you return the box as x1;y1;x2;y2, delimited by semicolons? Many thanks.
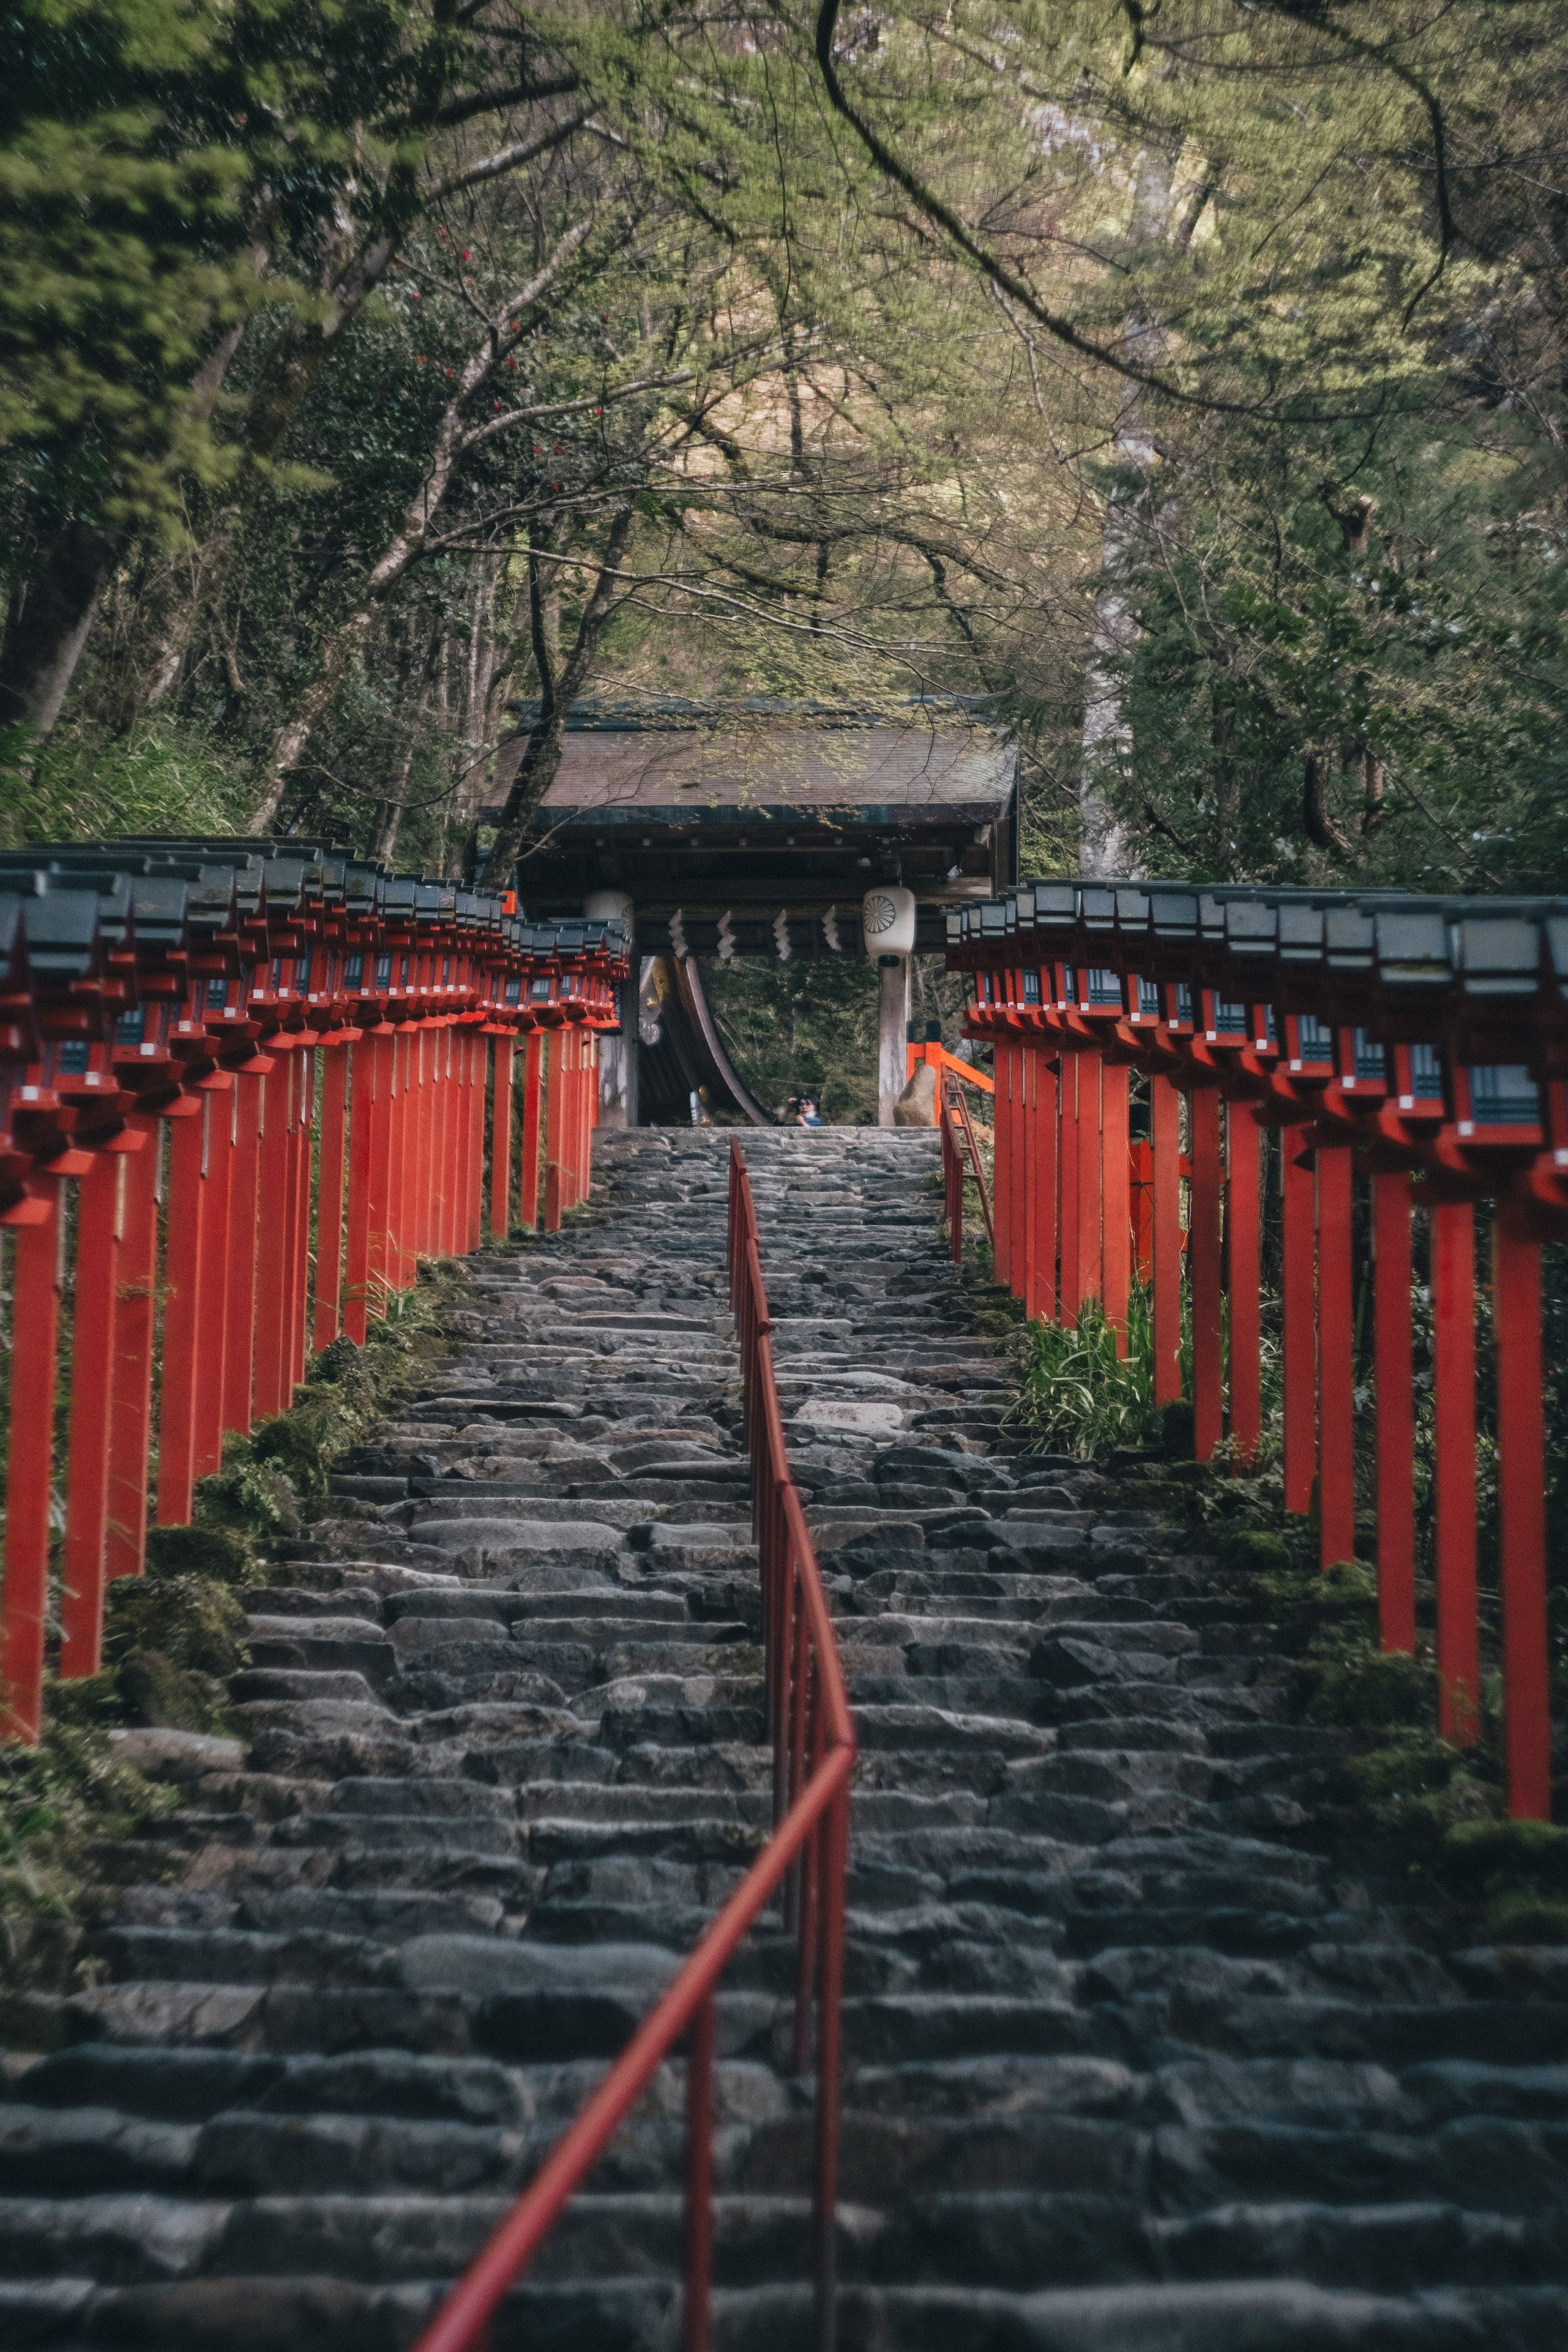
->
940;1071;994;1258
952;879;1565;1823
413;1139;855;2352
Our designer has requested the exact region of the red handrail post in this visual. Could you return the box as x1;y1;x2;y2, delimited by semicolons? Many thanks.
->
1281;1137;1316;1514
0;1177;62;1742
683;1992;715;2352
1227;1102;1263;1467
1372;1170;1417;1652
1189;1087;1224;1463
106;1118;159;1585
60;1150;122;1679
155;1103;206;1524
490;1035;514;1239
313;1045;347;1351
1493;1208;1550;1820
1100;1059;1130;1355
1316;1142;1357;1568
520;1030;543;1231
1151;1071;1182;1402
1432;1197;1480;1746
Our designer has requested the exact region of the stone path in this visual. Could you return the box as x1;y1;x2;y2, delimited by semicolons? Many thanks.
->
3;1128;1567;2350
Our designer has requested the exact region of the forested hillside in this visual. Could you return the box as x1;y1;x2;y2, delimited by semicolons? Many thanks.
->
3;0;1564;893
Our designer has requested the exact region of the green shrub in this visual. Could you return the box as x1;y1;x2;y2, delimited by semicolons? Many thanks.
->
1297;1638;1434;1730
114;1650;225;1731
105;1576;248;1678
1216;1529;1294;1578
1011;1293;1158;1459
145;1523;259;1586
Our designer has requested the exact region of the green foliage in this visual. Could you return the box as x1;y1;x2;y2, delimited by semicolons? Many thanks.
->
0;721;250;849
104;1574;248;1677
1010;1291;1158;1460
144;1521;258;1586
0;1722;172;1988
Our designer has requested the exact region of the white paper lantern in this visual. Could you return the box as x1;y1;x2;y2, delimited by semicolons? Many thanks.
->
861;885;916;956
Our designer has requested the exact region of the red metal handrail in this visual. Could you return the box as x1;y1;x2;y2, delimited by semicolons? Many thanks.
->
941;1070;994;1259
412;1139;855;2352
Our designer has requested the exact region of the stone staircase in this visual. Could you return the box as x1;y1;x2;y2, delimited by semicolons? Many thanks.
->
4;1127;1567;2351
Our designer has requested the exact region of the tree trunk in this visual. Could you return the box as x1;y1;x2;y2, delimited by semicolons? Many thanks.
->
1361;748;1385;832
480;502;635;891
0;522;116;746
1302;752;1349;852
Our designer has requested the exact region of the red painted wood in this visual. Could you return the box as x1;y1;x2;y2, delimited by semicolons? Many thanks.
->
491;1037;514;1239
0;1177;62;1740
1151;1074;1182;1403
106;1121;159;1586
1372;1171;1416;1652
1189;1088;1224;1463
344;1038;375;1345
1100;1060;1130;1355
992;1042;1013;1291
1493;1211;1551;1819
1058;1052;1081;1319
365;1032;395;1313
543;1028;565;1233
251;1065;290;1417
1012;1043;1031;1304
1316;1144;1356;1569
290;1053;314;1388
192;1085;234;1480
155;1108;207;1521
1281;1139;1316;1514
520;1031;543;1231
1074;1050;1101;1309
1432;1199;1480;1746
313;1047;347;1352
1030;1052;1058;1322
59;1151;122;1679
224;1072;261;1429
414;1031;434;1259
1226;1103;1262;1466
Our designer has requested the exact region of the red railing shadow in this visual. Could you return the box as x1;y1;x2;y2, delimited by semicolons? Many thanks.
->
413;1138;855;2352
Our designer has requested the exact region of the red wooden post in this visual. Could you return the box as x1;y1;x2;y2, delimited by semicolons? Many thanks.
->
1281;1138;1316;1514
1316;1143;1356;1568
683;1992;715;2352
365;1030;395;1315
192;1082;234;1480
1227;1102;1262;1467
313;1046;347;1351
468;1028;487;1240
384;1035;406;1290
1058;1051;1081;1319
992;1041;1013;1291
252;1066;290;1417
1012;1043;1031;1304
520;1030;543;1231
444;1028;463;1252
1151;1072;1182;1403
1;1178;63;1741
59;1150;122;1679
155;1104;206;1522
413;1030;434;1259
491;1035;514;1239
543;1028;565;1233
290;1050;314;1385
344;1038;374;1345
1100;1059;1130;1355
1432;1198;1480;1746
1074;1049;1101;1309
1492;1209;1551;1820
1372;1170;1416;1652
1030;1052;1058;1322
1189;1087;1224;1463
223;1071;262;1430
399;1033;420;1279
106;1120;159;1585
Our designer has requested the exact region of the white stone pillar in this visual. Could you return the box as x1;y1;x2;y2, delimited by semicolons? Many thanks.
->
878;955;911;1127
